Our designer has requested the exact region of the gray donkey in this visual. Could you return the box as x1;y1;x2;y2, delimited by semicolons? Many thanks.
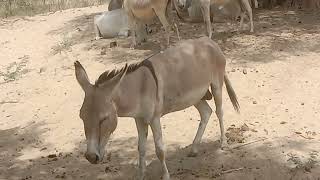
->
74;37;240;180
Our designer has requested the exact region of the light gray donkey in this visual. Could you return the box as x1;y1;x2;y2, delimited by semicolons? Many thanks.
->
74;37;240;180
173;0;257;38
94;9;130;39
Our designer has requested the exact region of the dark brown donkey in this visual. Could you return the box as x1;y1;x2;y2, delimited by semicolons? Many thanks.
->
74;37;240;180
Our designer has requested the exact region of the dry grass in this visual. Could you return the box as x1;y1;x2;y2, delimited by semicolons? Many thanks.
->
51;34;72;55
0;0;109;18
0;56;30;83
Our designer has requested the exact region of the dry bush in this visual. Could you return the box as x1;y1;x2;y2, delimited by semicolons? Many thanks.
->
0;0;109;18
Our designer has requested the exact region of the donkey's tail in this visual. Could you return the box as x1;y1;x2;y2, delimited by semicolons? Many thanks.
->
224;74;240;113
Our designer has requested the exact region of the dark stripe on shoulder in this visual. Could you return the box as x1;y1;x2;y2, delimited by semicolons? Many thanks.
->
141;60;158;89
141;57;159;100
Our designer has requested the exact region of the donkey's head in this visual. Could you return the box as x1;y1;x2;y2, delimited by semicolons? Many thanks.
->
74;61;128;164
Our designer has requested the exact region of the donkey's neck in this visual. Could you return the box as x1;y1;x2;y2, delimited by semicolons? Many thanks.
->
112;83;139;118
112;66;158;119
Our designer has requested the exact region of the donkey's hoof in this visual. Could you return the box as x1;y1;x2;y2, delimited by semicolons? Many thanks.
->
162;173;170;180
136;175;145;180
221;146;229;151
130;44;136;50
220;141;229;150
187;151;198;157
95;36;102;40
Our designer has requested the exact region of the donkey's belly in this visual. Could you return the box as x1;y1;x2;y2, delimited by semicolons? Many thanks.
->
162;86;209;115
132;7;155;21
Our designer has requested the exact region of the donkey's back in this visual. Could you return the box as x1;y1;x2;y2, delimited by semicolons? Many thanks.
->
149;37;227;114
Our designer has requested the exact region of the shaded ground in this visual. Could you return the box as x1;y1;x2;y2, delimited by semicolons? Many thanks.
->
0;5;320;180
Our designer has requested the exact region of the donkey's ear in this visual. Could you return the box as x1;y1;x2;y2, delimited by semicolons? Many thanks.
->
101;63;129;95
74;61;91;92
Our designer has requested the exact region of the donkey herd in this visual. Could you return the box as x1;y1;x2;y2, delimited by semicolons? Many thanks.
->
75;0;259;179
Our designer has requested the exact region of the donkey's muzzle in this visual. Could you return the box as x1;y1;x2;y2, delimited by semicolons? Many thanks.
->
85;152;101;164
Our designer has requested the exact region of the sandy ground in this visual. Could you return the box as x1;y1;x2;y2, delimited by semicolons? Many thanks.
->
0;5;320;180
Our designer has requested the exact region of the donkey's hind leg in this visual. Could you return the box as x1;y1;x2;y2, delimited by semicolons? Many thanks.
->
211;77;228;149
126;8;138;48
239;12;246;31
189;100;212;157
166;0;181;41
154;4;172;47
241;0;254;32
200;0;213;38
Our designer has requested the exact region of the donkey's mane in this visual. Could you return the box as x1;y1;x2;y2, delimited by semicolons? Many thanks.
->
95;62;143;86
95;52;161;86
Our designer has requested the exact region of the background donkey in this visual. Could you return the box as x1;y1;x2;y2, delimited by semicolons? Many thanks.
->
106;0;153;38
75;37;239;180
94;9;130;39
123;0;180;48
173;0;256;38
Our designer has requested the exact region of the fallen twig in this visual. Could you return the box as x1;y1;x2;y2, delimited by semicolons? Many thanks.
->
221;167;244;174
0;100;19;105
228;137;268;150
298;134;314;140
213;167;244;178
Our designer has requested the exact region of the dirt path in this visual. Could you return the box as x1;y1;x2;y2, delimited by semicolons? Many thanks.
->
0;5;319;180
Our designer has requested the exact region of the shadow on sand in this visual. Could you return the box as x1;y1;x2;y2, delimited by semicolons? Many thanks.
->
47;7;320;67
1;121;319;180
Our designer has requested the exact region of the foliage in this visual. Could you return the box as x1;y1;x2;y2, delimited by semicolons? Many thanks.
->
0;0;109;17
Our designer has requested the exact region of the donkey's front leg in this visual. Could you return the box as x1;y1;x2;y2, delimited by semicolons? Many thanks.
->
150;116;170;180
135;118;148;180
